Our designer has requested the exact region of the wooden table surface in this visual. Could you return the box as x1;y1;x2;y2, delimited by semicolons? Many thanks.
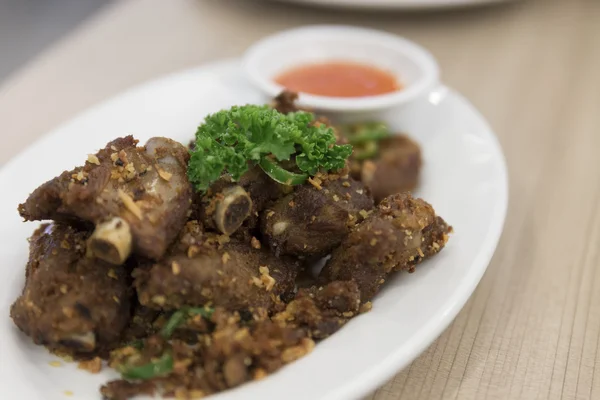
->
1;1;599;399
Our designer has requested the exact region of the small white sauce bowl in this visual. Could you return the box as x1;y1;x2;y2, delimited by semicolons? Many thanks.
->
242;25;440;113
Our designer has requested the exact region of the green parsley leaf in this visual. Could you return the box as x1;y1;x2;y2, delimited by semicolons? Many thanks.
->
188;105;352;191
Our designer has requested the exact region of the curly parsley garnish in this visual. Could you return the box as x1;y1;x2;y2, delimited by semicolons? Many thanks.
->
188;105;352;191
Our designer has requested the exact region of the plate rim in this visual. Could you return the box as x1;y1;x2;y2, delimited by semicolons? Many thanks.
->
325;87;509;400
0;59;508;400
268;0;513;11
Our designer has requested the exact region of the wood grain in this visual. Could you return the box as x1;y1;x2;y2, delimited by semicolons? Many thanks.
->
1;1;599;399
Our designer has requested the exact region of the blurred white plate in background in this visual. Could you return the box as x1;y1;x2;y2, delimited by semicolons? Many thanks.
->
0;59;507;400
270;0;513;10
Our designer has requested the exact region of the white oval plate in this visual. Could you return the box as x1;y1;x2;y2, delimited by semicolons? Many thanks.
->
270;0;514;11
0;60;507;400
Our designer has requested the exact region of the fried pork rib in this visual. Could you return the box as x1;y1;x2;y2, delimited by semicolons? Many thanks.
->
101;308;313;400
320;193;452;301
134;221;298;312
10;223;130;357
18;136;192;262
350;135;422;203
260;173;374;259
102;281;361;400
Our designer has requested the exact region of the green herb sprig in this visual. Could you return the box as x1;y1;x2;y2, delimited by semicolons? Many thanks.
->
188;105;352;191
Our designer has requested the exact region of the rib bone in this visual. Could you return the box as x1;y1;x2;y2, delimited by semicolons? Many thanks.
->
88;217;132;265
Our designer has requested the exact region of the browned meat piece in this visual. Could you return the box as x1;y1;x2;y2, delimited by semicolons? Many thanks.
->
320;193;451;301
272;90;300;114
10;223;130;358
102;307;313;399
18;136;192;262
192;165;290;235
260;173;374;259
351;135;422;203
117;302;162;346
134;221;298;312
274;280;362;339
101;282;363;400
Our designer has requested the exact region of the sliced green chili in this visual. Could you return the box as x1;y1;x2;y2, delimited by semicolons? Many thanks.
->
259;157;308;186
118;352;173;380
353;141;379;161
118;307;214;381
159;309;188;338
160;306;215;339
125;339;144;350
340;122;390;145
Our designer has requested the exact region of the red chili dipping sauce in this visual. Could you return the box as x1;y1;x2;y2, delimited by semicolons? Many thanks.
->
275;61;402;98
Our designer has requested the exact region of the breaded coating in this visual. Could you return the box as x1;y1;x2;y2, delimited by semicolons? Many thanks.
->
134;221;298;312
354;135;422;203
18;136;192;260
10;223;130;358
320;193;451;301
101;308;311;400
260;173;374;259
274;280;362;339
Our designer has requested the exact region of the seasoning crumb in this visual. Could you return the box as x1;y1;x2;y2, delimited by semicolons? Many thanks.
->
78;357;102;374
152;295;166;306
359;301;373;313
308;177;322;190
359;209;370;219
172;261;181;275
107;269;117;279
187;245;200;258
281;338;315;363
123;163;136;181
251;267;276;291
332;195;340;202
260;266;276;291
118;150;129;165
49;361;62;367
251;237;261;249
87;154;100;165
254;368;268;380
118;189;143;220
342;181;351;187
157;168;173;181
222;252;231;264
